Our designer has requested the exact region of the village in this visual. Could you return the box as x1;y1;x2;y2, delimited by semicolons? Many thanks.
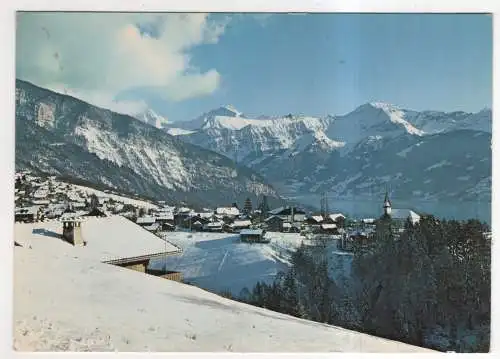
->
13;170;438;352
14;171;423;252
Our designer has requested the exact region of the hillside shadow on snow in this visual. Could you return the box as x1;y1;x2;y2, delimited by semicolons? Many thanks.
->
194;235;240;249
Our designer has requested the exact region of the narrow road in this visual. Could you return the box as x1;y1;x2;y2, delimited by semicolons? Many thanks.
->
218;250;229;273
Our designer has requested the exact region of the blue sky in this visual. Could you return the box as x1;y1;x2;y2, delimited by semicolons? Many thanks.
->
17;13;492;122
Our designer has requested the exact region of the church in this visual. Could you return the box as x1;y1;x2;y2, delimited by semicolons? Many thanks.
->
382;192;421;228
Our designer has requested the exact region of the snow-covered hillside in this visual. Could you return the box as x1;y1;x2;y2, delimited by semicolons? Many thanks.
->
15;80;280;207
14;244;431;352
149;232;314;296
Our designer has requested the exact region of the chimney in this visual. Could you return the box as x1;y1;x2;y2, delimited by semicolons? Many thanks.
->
62;218;84;246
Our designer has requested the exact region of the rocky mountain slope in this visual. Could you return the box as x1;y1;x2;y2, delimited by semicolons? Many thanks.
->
167;103;492;204
15;80;280;207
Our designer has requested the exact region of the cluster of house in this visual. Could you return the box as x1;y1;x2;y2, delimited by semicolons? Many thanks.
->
133;203;352;244
14;171;425;251
14;172;149;223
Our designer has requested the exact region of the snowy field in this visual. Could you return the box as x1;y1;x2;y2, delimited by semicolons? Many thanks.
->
150;231;351;297
67;182;160;210
150;232;304;296
13;246;433;352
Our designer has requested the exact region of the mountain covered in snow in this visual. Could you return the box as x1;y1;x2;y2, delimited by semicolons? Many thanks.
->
135;109;169;129
15;80;280;207
167;103;492;204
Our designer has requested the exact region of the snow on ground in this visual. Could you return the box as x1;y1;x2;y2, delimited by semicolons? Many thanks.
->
150;231;353;297
425;160;451;171
67;182;159;209
166;127;196;136
14;245;433;352
150;232;306;296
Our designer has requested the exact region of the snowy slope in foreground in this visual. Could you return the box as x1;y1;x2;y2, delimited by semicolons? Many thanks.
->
150;232;308;296
14;247;432;352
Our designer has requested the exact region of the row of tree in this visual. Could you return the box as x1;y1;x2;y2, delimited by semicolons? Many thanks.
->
236;214;491;352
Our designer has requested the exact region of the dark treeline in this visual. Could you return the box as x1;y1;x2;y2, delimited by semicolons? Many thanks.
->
236;215;491;352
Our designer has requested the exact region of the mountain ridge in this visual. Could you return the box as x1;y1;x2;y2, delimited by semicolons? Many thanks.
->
15;79;281;208
164;102;491;205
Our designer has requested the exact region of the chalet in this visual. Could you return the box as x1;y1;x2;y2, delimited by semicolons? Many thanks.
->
204;221;224;232
199;212;214;219
229;219;252;233
306;215;324;225
338;230;372;251
174;213;189;227
174;208;195;227
176;207;192;214
72;202;87;209
136;216;156;227
155;212;175;230
31;199;50;205
269;206;306;222
33;189;49;199
264;215;284;232
113;203;125;213
282;222;301;233
320;223;338;234
15;206;39;223
15;215;182;280
216;207;240;218
220;215;235;225
325;213;346;227
191;220;204;232
188;214;209;225
240;229;267;243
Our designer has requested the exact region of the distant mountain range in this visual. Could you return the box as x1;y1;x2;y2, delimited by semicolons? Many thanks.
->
15;80;280;208
15;79;491;211
164;103;492;204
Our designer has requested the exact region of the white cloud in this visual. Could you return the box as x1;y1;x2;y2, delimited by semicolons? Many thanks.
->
16;12;229;113
47;83;149;116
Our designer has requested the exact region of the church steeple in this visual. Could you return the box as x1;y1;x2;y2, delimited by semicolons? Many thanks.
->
383;191;392;215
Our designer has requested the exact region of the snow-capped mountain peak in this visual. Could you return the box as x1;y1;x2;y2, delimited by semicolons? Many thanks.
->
223;104;243;117
135;109;168;129
368;101;401;111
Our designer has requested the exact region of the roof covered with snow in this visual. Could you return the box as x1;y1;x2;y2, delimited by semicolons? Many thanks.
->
329;213;346;221
391;209;421;224
264;215;284;222
321;224;337;230
14;215;181;264
13;245;433;352
240;229;264;236
136;216;156;224
231;220;252;228
216;207;240;216
310;215;324;223
156;213;174;221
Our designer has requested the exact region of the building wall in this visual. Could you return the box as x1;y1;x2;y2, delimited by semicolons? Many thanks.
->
161;272;183;282
241;234;263;243
121;262;147;273
146;268;183;282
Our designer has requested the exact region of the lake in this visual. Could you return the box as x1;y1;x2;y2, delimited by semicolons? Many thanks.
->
285;193;491;225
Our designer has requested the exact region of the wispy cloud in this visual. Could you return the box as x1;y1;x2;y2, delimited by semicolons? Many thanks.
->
16;13;230;115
